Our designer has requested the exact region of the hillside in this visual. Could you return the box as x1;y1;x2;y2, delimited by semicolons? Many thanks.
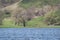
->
0;0;20;8
19;0;60;8
0;0;60;27
19;0;41;8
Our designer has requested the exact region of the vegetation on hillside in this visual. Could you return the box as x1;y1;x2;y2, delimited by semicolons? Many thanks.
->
19;0;60;8
0;0;20;7
44;9;60;25
0;0;60;28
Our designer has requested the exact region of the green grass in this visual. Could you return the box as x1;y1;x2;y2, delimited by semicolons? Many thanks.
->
26;16;46;27
19;0;60;9
26;16;60;28
19;0;41;8
0;18;24;28
0;17;60;28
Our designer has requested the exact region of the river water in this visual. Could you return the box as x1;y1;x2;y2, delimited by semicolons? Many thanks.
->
0;28;60;40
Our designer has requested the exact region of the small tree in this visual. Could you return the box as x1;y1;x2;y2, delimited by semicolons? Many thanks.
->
12;8;27;27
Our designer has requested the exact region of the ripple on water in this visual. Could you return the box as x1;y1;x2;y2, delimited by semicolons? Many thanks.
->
0;28;60;40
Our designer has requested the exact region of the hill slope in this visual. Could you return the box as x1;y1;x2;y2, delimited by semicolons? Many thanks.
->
19;0;60;8
0;0;20;8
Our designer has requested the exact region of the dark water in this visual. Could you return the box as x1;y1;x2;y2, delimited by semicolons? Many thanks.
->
0;28;60;40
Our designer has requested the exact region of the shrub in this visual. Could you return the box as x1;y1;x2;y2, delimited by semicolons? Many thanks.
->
44;9;60;25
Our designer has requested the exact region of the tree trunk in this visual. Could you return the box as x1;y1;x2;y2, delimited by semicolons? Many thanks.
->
22;20;26;27
0;19;3;25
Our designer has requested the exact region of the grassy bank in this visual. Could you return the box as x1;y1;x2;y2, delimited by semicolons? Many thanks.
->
0;17;60;28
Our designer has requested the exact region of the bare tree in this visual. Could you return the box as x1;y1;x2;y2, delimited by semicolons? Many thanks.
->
12;7;27;27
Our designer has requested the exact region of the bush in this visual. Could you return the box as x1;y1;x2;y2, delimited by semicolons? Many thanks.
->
44;9;60;25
